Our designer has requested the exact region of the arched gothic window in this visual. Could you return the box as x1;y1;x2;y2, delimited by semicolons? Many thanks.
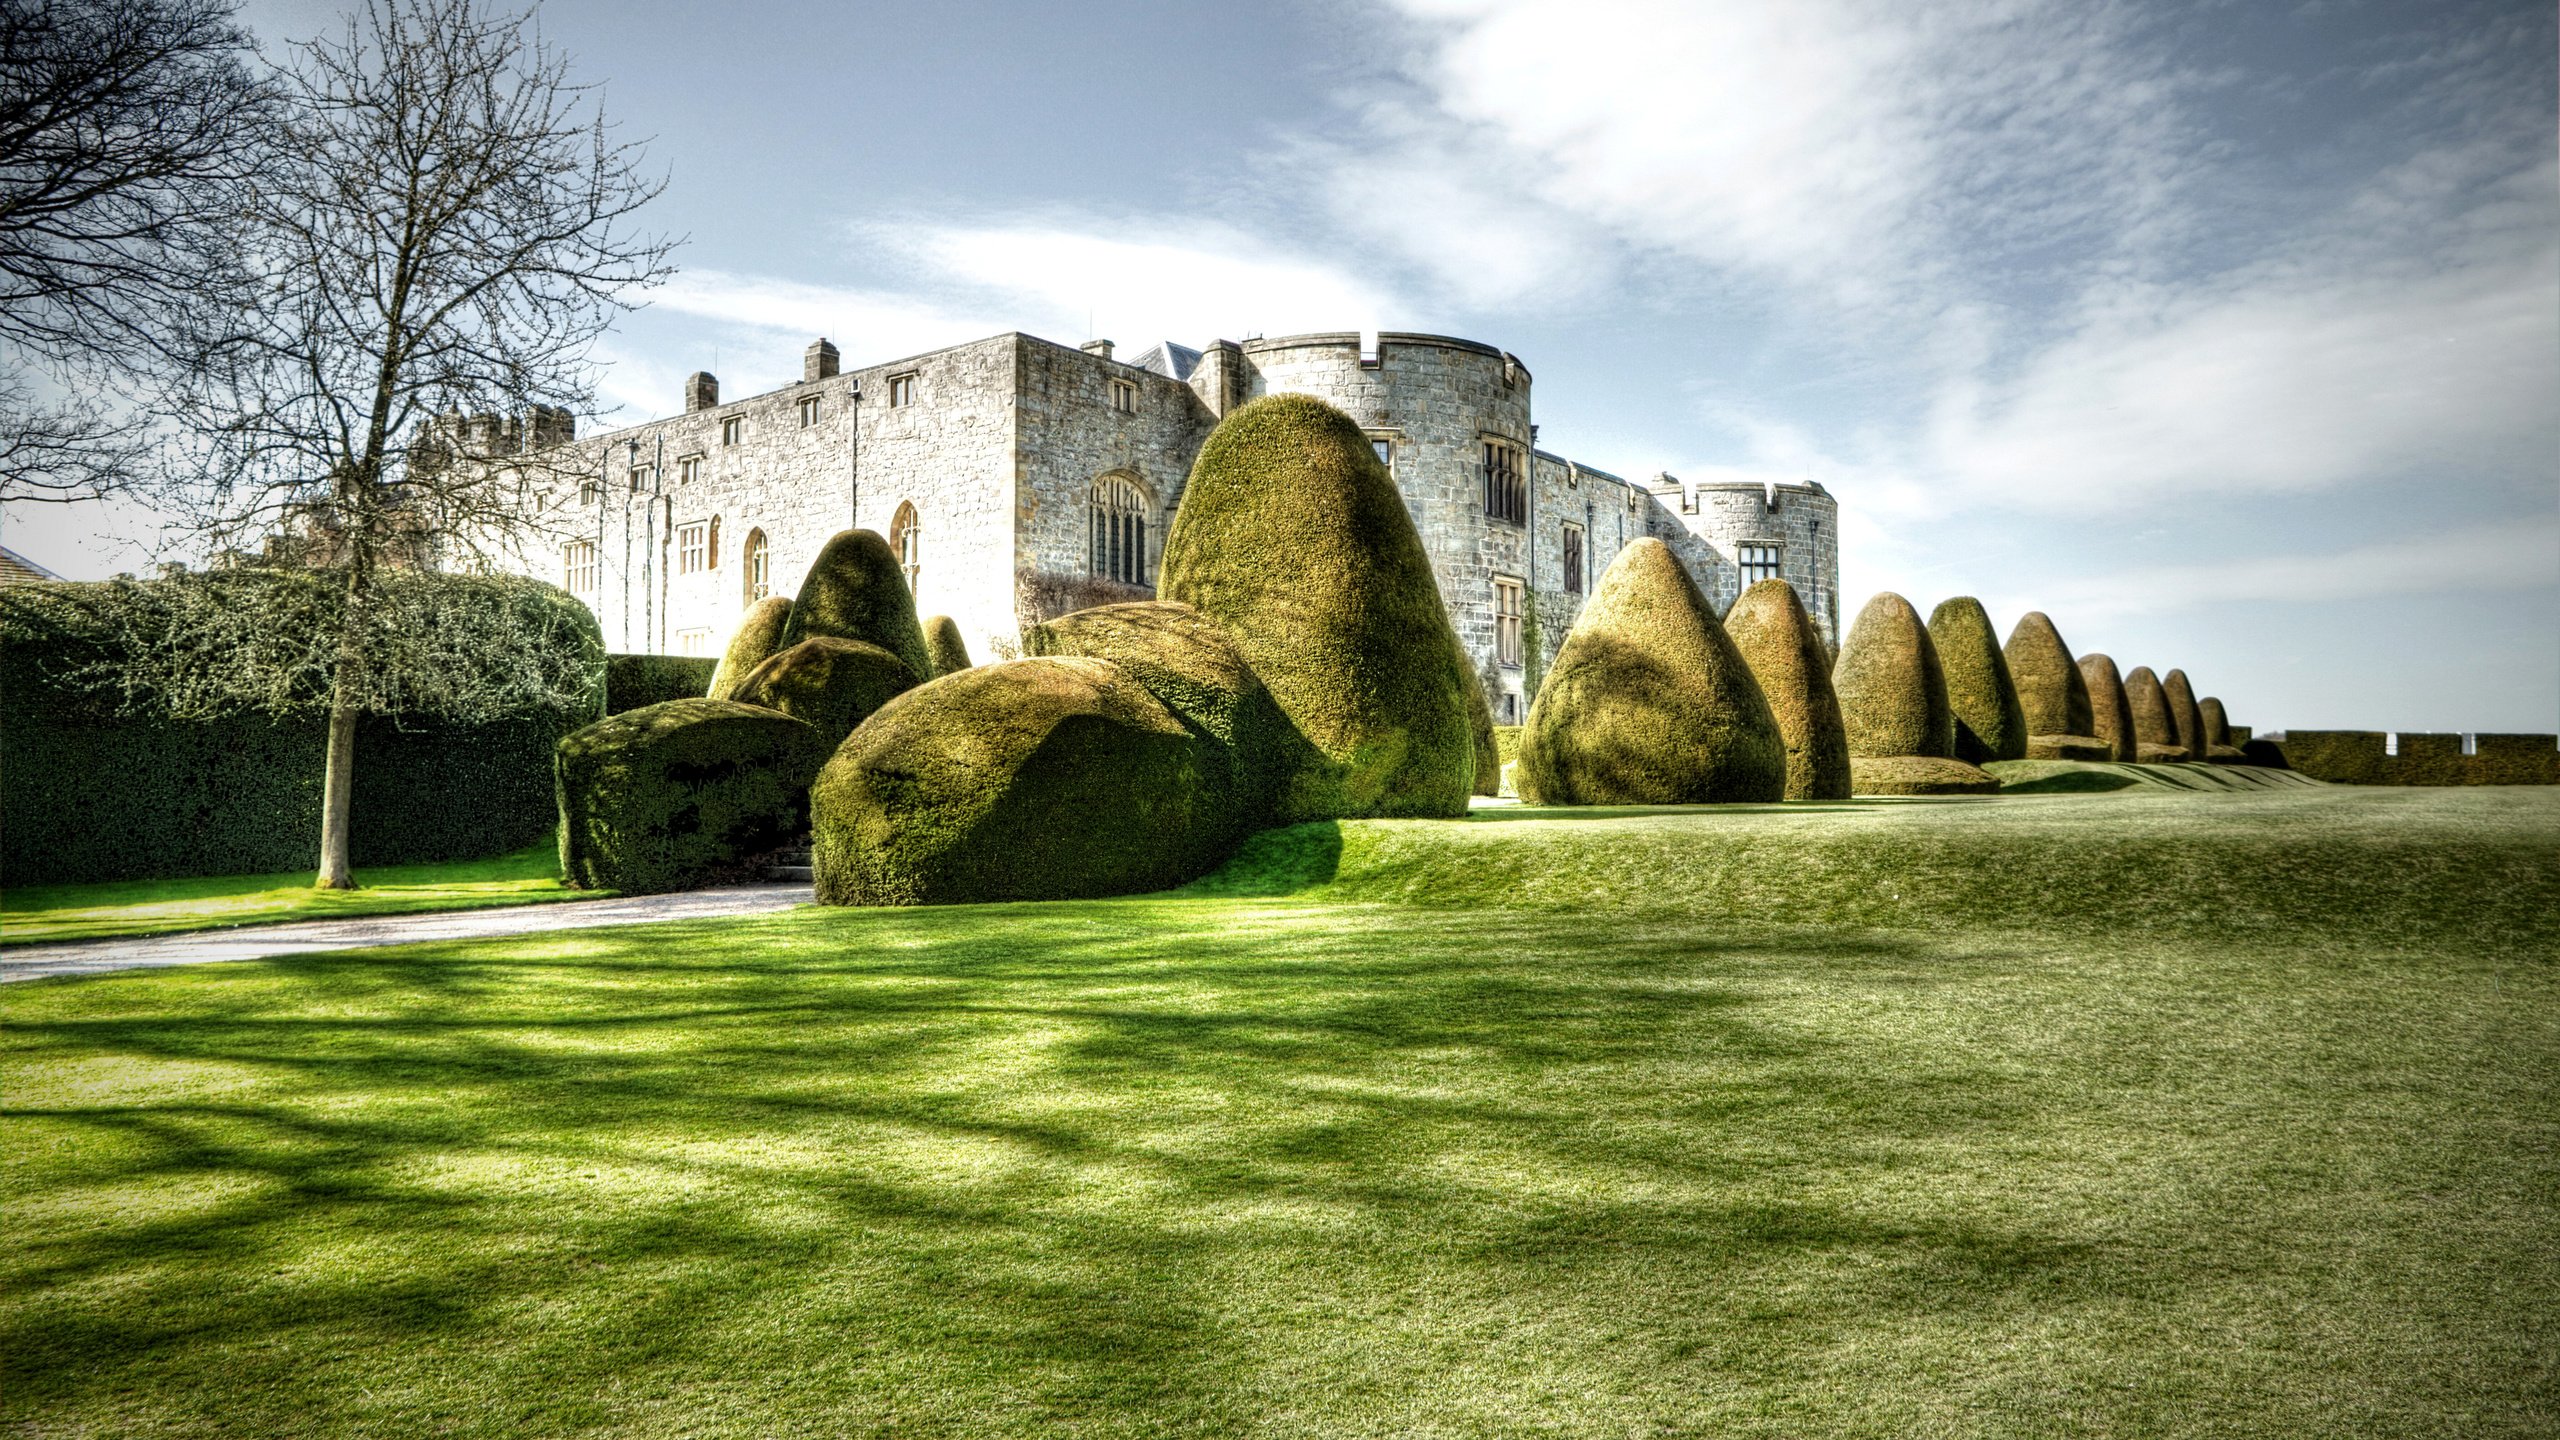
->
742;528;769;603
890;502;920;593
1090;475;1150;587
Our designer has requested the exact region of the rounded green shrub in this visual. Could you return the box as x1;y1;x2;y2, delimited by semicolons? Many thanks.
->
1724;578;1852;800
1022;599;1297;830
556;698;832;895
1158;392;1475;819
733;637;919;754
778;529;934;681
707;597;794;701
2078;653;2138;763
1467;673;1501;798
1833;592;1954;759
922;613;973;677
2200;696;2234;749
1928;597;2029;764
2164;669;2206;761
1849;755;2002;796
607;654;718;715
1516;538;1785;805
811;657;1235;905
2004;611;2097;737
2124;667;2190;761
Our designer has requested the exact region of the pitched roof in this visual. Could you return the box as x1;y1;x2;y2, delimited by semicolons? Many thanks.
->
1125;341;1203;381
0;545;60;584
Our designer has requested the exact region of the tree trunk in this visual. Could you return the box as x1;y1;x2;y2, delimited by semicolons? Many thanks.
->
315;688;359;889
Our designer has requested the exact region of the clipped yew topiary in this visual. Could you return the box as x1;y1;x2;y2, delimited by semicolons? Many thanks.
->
1467;670;1502;798
1928;596;2029;764
1157;392;1475;819
1834;592;1955;759
1848;755;2003;796
1724;578;1851;800
707;596;793;702
1023;599;1297;828
556;698;832;895
779;528;934;681
1515;539;1784;805
2079;653;2138;762
2164;669;2206;762
732;637;919;754
812;657;1234;905
2124;667;2190;762
922;614;973;677
2003;610;2110;760
2199;696;2248;763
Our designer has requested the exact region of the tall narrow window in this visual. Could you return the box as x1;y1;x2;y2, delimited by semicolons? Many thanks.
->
1737;542;1782;588
1482;441;1526;524
677;521;709;575
1562;522;1585;594
888;373;917;408
564;540;597;593
675;628;713;656
579;478;602;506
890;501;920;592
1495;577;1524;668
677;454;702;485
742;528;769;603
797;394;822;427
1371;437;1395;472
1090;475;1151;587
721;415;743;447
1110;378;1138;414
628;464;655;492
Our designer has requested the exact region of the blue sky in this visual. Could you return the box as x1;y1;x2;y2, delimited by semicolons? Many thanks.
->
15;0;2556;731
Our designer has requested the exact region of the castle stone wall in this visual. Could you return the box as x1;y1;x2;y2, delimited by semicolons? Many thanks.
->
1012;336;1217;605
844;335;1020;662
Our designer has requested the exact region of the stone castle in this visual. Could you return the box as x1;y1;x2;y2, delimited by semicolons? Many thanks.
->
505;328;1840;722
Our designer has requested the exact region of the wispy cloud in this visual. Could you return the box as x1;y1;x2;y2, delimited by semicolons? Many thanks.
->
2013;514;2560;622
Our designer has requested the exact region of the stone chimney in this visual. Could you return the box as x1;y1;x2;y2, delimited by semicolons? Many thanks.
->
684;372;719;412
1082;339;1114;360
805;338;840;381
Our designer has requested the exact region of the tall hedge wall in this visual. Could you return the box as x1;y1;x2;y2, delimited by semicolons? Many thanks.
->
2;576;602;886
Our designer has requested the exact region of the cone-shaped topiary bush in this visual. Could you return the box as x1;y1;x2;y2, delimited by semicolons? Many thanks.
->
556;698;831;895
1515;538;1784;805
2198;695;2248;763
733;636;919;755
1928;597;2029;763
2164;669;2205;761
1834;592;1954;759
2079;653;2137;762
811;657;1236;905
2003;610;2109;762
707;597;794;702
1158;392;1475;819
1725;578;1851;800
2124;667;2189;762
1467;671;1502;798
779;529;934;681
922;614;972;677
1023;599;1296;831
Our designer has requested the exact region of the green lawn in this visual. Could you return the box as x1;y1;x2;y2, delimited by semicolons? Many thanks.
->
4;787;2555;1437
0;840;607;947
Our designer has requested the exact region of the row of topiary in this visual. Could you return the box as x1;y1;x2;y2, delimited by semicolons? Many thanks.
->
554;392;1485;902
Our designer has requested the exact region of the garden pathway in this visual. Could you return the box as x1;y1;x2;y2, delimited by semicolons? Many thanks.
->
0;883;815;984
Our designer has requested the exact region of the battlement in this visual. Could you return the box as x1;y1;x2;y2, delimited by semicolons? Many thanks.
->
2269;730;2559;786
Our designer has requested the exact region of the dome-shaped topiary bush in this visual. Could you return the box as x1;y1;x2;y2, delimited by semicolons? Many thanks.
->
1514;539;1785;805
1928;597;2029;764
1724;578;1851;800
556;698;832;895
2124;667;2189;762
2002;610;2109;761
2163;669;2205;761
1157;392;1475;819
1023;599;1296;831
1834;592;1954;759
707;596;793;702
733;636;919;754
811;657;1236;905
922;614;973;677
2078;653;2138;762
779;529;934;681
2198;695;2249;763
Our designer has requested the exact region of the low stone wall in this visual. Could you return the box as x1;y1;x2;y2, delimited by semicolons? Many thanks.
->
2273;730;2559;785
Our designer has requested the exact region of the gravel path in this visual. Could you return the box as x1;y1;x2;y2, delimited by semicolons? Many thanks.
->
1;883;815;984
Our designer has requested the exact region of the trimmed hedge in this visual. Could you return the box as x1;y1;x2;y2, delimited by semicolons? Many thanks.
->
2;577;599;886
733;637;920;755
2078;654;2138;763
2124;667;2189;761
606;653;718;715
780;529;934;681
812;657;1234;905
2004;610;2100;753
1467;671;1502;798
2163;669;2206;762
1023;599;1295;831
2200;696;2234;749
1517;539;1784;806
1725;578;1852;800
1849;755;2002;796
1833;592;1954;759
708;597;793;701
1928;597;2028;763
922;613;973;677
555;698;831;894
1159;392;1475;819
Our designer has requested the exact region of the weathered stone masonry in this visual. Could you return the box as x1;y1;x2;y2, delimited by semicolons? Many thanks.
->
492;328;1842;720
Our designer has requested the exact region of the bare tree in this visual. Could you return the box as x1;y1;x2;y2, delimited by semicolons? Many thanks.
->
168;0;673;888
0;0;271;501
